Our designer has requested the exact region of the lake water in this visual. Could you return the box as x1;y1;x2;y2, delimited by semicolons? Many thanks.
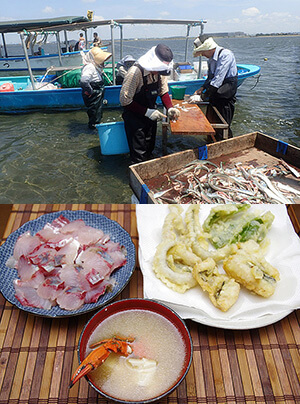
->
0;35;299;203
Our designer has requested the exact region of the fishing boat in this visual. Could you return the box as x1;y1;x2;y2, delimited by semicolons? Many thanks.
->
0;18;261;114
0;16;90;72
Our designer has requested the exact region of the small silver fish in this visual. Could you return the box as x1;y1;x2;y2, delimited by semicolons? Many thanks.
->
153;188;173;199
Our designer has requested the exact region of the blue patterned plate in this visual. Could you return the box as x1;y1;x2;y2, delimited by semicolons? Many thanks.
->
0;210;136;318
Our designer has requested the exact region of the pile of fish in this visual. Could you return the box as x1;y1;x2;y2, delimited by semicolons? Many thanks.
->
153;160;300;204
6;215;127;311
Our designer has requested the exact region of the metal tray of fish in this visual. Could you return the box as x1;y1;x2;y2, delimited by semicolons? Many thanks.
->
129;132;300;204
0;210;136;318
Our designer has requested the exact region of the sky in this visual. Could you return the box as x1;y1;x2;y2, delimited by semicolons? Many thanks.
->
1;0;300;43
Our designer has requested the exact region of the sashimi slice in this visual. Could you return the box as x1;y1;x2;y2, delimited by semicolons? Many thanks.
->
49;215;70;229
108;250;127;271
84;267;104;287
17;255;39;281
59;240;80;265
104;240;123;253
28;244;61;274
44;234;73;249
5;255;17;269
36;215;70;240
36;224;59;241
78;247;112;279
84;280;112;304
37;277;65;300
56;287;86;310
13;232;41;260
14;279;53;310
75;226;105;246
37;227;73;248
25;270;45;288
59;265;82;288
28;244;57;265
59;219;86;234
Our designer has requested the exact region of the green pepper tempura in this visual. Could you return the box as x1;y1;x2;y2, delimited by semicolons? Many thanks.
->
203;205;275;249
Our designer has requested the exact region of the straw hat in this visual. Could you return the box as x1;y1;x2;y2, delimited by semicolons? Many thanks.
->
193;37;218;57
90;47;112;66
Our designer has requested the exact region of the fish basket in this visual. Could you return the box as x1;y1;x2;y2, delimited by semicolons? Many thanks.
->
170;85;187;100
97;121;129;155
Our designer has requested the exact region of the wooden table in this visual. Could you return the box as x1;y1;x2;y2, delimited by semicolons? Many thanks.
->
162;100;216;155
0;204;300;404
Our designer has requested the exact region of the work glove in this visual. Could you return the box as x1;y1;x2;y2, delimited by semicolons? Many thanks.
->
188;94;202;103
167;107;180;121
145;108;166;121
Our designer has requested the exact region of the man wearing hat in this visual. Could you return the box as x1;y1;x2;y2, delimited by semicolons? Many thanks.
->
190;37;238;139
120;44;180;164
116;55;136;85
80;47;112;129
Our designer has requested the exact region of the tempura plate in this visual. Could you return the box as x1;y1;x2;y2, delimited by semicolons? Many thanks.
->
136;204;300;330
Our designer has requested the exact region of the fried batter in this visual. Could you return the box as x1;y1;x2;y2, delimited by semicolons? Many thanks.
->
193;258;240;312
223;240;280;297
153;239;197;293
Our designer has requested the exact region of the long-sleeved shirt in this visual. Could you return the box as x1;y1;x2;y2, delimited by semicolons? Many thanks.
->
207;46;237;89
80;63;103;95
120;65;172;114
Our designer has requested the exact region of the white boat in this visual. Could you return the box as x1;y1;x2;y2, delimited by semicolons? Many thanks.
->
0;16;89;72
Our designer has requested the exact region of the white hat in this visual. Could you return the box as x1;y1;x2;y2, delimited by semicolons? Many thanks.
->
193;37;218;57
90;47;112;66
138;45;174;72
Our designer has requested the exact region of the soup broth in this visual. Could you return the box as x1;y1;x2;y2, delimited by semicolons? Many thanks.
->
86;309;187;401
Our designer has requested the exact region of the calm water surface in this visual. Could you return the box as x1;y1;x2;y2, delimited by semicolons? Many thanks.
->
0;36;299;203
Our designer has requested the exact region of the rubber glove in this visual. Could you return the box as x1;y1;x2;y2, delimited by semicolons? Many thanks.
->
188;94;202;103
145;108;166;121
168;107;180;121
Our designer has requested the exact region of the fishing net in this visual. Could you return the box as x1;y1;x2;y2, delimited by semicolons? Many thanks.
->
56;69;81;88
56;68;117;88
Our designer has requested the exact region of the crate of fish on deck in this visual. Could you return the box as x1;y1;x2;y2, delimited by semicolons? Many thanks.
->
129;132;300;204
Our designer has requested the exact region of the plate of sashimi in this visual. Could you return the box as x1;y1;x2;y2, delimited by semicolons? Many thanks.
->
0;210;136;317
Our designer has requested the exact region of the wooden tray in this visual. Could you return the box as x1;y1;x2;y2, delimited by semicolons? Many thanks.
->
129;131;300;204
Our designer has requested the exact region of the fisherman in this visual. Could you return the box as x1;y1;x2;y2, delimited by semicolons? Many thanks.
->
116;55;136;85
93;32;102;47
189;37;238;139
80;47;112;129
120;44;180;164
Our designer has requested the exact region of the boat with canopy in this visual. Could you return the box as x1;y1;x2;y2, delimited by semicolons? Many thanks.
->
0;16;91;72
0;18;261;113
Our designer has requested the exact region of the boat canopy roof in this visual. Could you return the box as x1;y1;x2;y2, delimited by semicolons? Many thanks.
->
0;16;89;34
31;18;207;33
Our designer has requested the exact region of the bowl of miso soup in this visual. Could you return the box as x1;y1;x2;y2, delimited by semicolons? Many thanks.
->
77;298;193;403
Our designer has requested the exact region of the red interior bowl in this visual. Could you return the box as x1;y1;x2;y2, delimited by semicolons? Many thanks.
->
77;298;193;403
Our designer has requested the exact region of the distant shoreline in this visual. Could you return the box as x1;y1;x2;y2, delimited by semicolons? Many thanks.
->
4;33;299;46
109;33;300;41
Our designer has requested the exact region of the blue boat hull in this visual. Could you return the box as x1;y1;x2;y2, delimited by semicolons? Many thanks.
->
0;64;260;114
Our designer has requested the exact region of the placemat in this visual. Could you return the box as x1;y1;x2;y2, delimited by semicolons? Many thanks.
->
0;204;299;403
